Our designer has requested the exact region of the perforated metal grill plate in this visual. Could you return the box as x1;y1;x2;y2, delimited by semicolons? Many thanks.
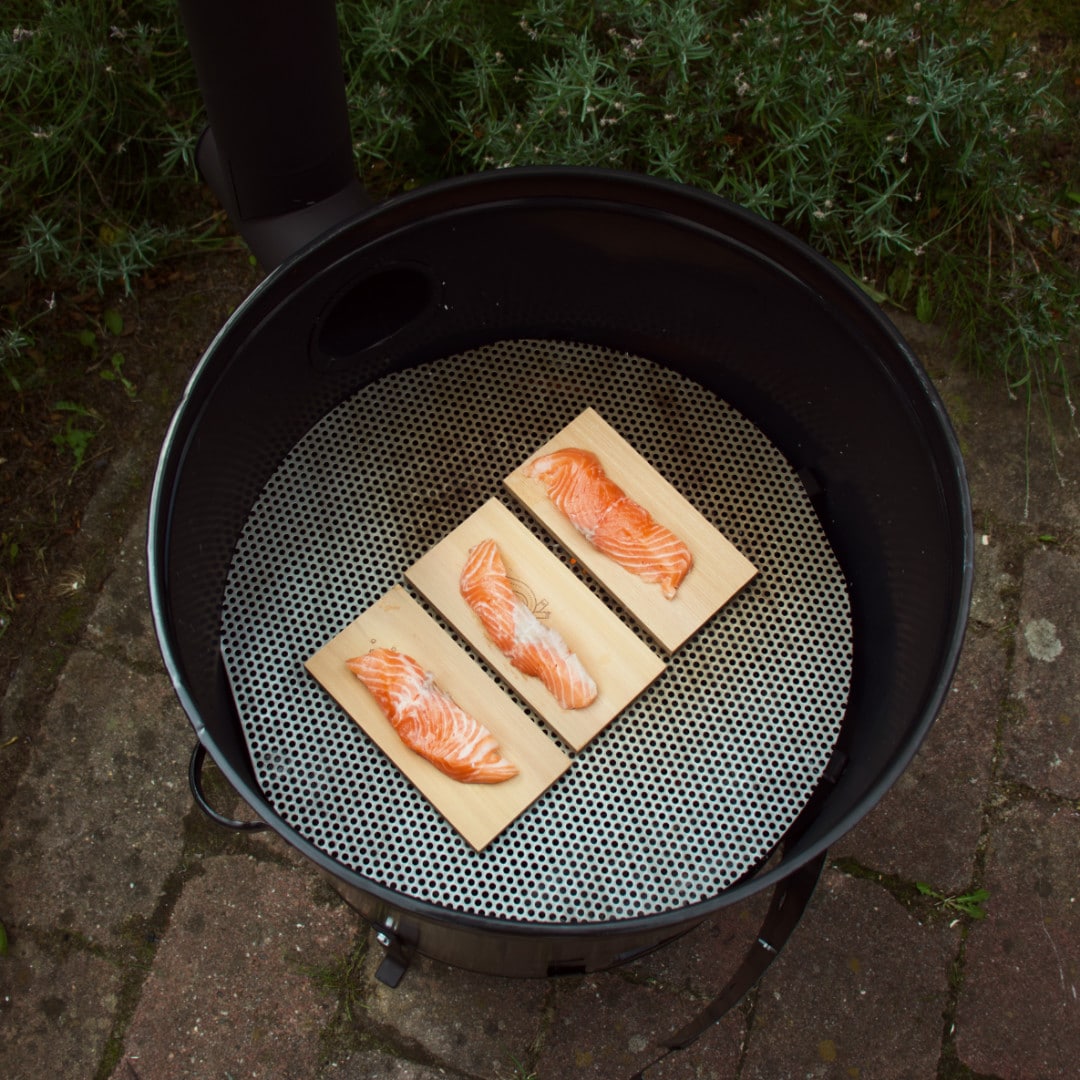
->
220;340;852;924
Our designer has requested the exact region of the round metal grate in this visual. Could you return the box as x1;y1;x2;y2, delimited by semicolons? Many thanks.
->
220;340;852;923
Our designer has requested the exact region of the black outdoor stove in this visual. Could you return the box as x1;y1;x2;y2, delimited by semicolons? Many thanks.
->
151;2;973;1067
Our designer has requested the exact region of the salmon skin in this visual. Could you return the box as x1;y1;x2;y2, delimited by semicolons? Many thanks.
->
528;448;693;599
460;538;598;710
346;648;518;783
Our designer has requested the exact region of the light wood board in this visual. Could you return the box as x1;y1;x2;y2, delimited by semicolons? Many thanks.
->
304;586;571;851
406;498;666;750
504;408;758;652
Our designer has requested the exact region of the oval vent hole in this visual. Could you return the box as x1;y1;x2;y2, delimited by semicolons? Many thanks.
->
318;265;431;358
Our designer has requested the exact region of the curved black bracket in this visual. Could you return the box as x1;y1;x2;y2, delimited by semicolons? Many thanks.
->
628;746;848;1077
188;741;269;832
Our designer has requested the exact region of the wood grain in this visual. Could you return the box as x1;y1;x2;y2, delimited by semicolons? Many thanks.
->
503;408;758;651
406;498;665;750
304;586;571;851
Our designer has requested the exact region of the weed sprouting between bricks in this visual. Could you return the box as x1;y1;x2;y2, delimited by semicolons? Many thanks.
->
916;881;990;923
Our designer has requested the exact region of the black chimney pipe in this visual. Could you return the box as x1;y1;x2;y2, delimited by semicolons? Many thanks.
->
177;0;370;269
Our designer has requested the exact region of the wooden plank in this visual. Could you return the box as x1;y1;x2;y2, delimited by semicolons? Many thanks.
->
406;498;666;751
503;407;758;652
304;586;571;851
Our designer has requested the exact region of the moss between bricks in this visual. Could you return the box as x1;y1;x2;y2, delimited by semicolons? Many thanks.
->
306;932;375;1066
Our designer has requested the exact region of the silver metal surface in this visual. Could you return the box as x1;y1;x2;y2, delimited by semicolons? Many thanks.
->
220;339;851;924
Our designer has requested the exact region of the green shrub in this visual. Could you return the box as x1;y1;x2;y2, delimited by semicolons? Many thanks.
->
2;0;1077;419
1;1;202;296
338;0;1078;416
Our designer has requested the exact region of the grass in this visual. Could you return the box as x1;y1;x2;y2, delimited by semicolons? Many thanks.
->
308;934;370;1024
1;2;207;298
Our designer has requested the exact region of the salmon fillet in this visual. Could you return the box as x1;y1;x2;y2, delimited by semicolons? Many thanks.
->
460;538;598;710
346;648;518;783
528;448;693;599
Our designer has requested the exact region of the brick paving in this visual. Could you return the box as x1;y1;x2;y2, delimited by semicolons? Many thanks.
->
2;293;1078;1078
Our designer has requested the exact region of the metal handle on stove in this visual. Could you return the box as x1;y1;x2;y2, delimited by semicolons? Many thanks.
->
189;741;269;832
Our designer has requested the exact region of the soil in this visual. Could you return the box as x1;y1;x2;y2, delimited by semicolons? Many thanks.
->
0;247;262;775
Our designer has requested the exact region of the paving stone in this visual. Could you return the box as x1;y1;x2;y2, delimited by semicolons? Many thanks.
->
0;651;193;948
954;798;1080;1078
968;532;1016;631
538;966;742;1080
360;947;548;1077
85;504;162;669
4;286;1080;1080
835;628;1002;893
76;444;157;542
0;935;122;1080
933;360;1080;528
111;855;357;1080
739;867;957;1079
641;1020;745;1080
353;893;773;1080
532;899;786;1080
1005;547;1080;798
620;887;773;1000
321;1052;454;1078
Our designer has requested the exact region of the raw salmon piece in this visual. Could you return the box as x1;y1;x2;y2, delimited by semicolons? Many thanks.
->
460;538;598;710
346;647;518;783
528;448;693;599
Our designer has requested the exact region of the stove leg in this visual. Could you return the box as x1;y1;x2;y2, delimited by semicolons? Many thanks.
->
628;849;828;1079
373;931;411;989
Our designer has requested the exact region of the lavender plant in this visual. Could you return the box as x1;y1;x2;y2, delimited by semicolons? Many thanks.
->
1;4;203;296
338;0;1078;425
2;0;1077;424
